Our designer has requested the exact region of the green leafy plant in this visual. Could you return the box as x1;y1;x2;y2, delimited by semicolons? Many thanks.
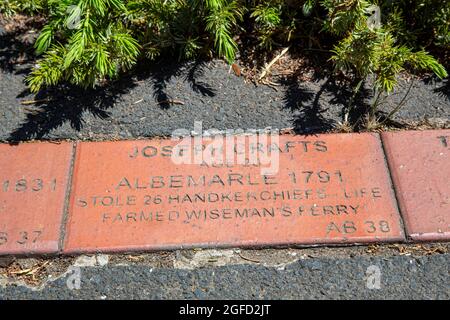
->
127;0;243;62
383;0;450;49
27;0;140;92
330;24;447;93
6;0;445;116
250;1;283;49
0;0;47;16
324;0;447;122
26;0;244;92
249;0;301;50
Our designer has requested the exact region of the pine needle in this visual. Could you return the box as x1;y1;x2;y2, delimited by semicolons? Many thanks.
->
20;98;53;105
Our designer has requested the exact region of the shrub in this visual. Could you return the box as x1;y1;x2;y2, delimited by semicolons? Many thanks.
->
27;0;141;91
321;0;447;120
2;0;448;100
20;0;244;92
383;0;450;49
0;0;47;16
324;0;447;93
126;0;243;62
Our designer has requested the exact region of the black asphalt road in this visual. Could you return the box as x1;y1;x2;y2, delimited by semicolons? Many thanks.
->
1;253;448;299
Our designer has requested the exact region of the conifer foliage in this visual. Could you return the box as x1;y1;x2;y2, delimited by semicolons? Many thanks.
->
26;0;141;91
1;0;448;95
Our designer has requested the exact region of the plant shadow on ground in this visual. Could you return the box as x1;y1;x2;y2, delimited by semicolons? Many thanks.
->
151;59;216;110
277;49;372;134
433;78;450;103
6;58;217;142
6;56;375;141
2;14;375;141
0;16;218;141
9;83;127;141
0;15;42;75
236;19;373;134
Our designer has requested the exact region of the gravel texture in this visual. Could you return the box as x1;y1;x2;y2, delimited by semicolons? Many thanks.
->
0;59;449;142
0;252;448;300
0;15;449;142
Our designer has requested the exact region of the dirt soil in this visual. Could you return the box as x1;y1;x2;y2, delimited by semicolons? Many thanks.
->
0;243;448;288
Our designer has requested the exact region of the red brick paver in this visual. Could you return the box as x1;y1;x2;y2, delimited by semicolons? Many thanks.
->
64;133;404;253
382;130;450;241
0;142;74;254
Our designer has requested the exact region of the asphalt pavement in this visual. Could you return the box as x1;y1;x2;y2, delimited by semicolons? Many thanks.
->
0;247;448;299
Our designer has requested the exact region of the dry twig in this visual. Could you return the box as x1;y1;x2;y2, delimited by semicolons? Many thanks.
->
258;46;290;81
158;99;185;105
20;98;53;105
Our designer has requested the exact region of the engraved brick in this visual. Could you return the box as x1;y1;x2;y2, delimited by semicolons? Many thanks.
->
382;130;450;241
0;142;74;254
64;133;404;253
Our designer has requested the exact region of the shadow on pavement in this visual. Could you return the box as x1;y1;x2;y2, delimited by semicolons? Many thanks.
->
281;66;371;133
149;59;216;110
2;14;374;141
434;78;450;102
7;59;217;141
8;83;124;141
0;15;41;75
